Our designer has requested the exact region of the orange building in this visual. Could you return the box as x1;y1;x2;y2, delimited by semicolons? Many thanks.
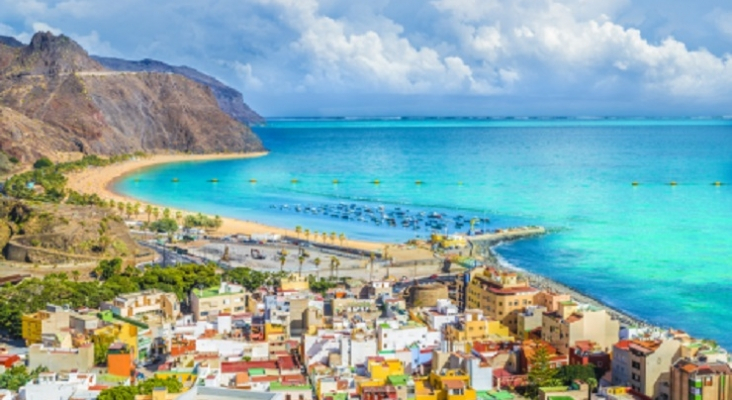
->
107;343;134;378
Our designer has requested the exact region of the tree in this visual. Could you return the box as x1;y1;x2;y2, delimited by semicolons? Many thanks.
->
33;157;53;169
321;232;327;243
96;258;123;281
330;256;340;280
279;254;287;273
138;377;183;395
527;343;559;399
338;233;345;246
175;211;182;225
556;364;598;385
93;333;115;365
0;366;48;391
149;218;178;234
98;386;137;400
133;203;141;217
145;204;153;223
298;255;305;277
313;257;321;279
117;201;125;215
125;203;133;219
222;268;268;291
304;229;310;242
295;225;302;239
213;215;223;229
152;207;160;221
369;252;376;281
221;246;231;262
329;231;336;244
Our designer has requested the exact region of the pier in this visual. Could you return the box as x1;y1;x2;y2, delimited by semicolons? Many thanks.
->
465;225;547;245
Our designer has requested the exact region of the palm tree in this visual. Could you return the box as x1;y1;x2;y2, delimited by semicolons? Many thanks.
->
214;215;223;229
321;232;327;243
329;256;340;280
298;255;305;277
304;229;310;242
109;199;116;210
125;203;133;219
313;231;318;243
152;207;160;221
163;208;171;220
329;231;336;244
175;211;182;225
313;257;321;279
279;254;287;273
338;233;346;246
133;202;141;217
145;204;153;223
384;245;391;279
117;201;125;215
295;225;302;240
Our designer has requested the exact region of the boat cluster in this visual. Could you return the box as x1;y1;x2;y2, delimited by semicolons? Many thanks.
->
269;202;490;233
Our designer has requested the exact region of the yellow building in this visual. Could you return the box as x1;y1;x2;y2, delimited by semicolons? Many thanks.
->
22;304;71;345
358;359;407;393
280;274;310;292
431;234;467;249
444;309;511;344
429;370;477;400
264;323;287;342
190;282;252;322
94;321;139;361
459;267;538;333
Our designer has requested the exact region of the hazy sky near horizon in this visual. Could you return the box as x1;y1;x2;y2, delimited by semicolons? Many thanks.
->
1;0;731;117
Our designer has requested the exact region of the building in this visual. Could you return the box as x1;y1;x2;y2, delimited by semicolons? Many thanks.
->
108;289;180;321
612;339;681;399
27;343;94;372
533;291;572;314
17;372;101;400
569;341;611;377
444;309;511;344
670;359;732;400
21;304;71;345
191;282;251;321
377;320;441;352
541;302;619;355
516;306;547;339
459;267;539;333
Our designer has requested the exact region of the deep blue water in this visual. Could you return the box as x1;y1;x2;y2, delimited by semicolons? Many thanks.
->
115;118;732;347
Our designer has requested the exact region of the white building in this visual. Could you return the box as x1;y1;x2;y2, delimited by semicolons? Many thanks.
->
377;320;441;352
19;372;101;400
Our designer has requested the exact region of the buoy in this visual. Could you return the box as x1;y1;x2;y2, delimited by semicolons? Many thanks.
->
208;178;219;183
458;181;463;186
332;179;339;184
172;178;179;182
134;178;140;182
632;182;639;186
415;180;423;185
713;181;722;186
291;179;299;184
249;179;257;183
670;181;677;186
372;180;380;185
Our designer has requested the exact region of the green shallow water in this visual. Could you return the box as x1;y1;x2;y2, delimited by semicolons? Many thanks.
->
116;118;732;347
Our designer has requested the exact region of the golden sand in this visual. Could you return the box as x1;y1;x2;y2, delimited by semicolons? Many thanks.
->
65;152;386;252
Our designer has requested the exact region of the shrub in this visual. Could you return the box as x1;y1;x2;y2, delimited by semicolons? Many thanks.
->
32;157;53;169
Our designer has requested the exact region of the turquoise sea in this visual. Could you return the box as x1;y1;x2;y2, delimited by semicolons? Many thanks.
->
116;118;732;347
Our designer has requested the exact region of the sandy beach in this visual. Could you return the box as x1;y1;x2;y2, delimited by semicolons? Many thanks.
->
65;152;386;253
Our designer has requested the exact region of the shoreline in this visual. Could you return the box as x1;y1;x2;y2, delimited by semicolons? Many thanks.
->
66;152;664;332
486;242;651;329
65;152;386;252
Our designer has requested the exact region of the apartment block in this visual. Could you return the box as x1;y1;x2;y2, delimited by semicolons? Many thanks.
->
21;304;71;345
671;359;732;400
541;302;619;355
109;289;180;321
191;282;250;321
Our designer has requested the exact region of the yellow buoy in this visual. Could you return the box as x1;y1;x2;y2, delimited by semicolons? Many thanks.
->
415;180;423;185
291;179;299;184
249;179;257;183
332;179;339;184
172;178;179;182
372;179;380;185
714;181;722;186
670;181;677;186
632;182;639;186
209;178;219;183
458;181;463;185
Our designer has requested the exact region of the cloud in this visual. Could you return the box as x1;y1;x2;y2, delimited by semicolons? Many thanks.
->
232;61;264;91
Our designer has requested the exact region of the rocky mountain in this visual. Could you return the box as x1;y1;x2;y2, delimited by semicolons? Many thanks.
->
93;56;265;125
0;36;23;48
0;32;264;163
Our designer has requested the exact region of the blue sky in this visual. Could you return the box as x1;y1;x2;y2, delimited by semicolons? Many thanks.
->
1;0;731;117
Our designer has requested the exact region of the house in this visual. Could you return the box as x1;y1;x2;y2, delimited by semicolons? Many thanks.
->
670;359;732;400
541;302;619;355
612;339;681;399
106;289;180;321
21;304;71;345
190;282;251;322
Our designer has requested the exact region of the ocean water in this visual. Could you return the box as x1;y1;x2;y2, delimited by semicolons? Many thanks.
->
115;118;732;347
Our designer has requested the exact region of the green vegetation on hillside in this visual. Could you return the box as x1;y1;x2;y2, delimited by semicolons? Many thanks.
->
183;213;223;229
98;376;183;400
0;366;48;392
4;153;145;204
0;258;218;338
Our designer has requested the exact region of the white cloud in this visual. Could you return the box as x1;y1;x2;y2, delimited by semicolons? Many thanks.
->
71;30;119;56
233;61;264;91
31;21;61;35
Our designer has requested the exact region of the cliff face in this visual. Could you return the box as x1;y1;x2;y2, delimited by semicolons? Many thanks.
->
0;32;264;162
0;36;23;48
94;56;265;125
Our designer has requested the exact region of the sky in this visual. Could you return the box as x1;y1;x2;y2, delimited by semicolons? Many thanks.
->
1;0;731;117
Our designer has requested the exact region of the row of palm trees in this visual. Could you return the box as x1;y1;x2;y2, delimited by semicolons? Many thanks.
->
105;199;185;224
294;226;346;247
278;248;342;280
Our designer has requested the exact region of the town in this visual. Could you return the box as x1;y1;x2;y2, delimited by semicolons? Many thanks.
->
0;230;726;400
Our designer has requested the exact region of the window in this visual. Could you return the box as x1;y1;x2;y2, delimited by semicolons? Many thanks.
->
632;361;641;369
200;311;209;317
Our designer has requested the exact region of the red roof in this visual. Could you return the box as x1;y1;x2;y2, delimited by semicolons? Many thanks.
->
221;360;278;373
282;375;307;384
252;375;280;382
442;380;466;390
614;340;633;351
88;385;109;391
278;355;297;370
